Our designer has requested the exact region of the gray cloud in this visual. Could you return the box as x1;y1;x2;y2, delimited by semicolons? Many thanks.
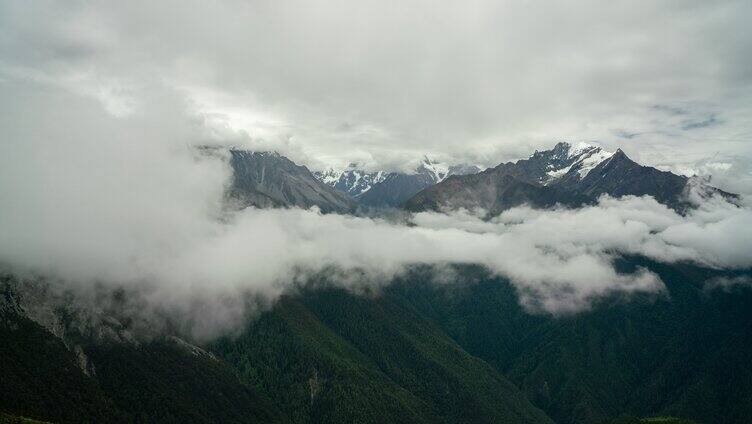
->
681;114;721;131
1;0;751;175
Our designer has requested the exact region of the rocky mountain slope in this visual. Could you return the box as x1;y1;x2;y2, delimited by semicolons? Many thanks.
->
2;144;749;424
228;150;356;214
386;261;752;424
0;308;284;423
1;275;554;424
405;142;736;215
5;260;751;424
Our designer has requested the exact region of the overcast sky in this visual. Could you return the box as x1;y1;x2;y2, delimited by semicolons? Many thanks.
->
1;0;751;178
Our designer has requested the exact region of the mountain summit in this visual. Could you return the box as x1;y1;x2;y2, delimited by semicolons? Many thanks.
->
531;141;615;185
405;142;737;215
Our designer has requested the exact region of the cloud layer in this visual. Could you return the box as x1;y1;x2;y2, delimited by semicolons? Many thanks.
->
2;79;751;339
1;0;751;180
2;2;751;338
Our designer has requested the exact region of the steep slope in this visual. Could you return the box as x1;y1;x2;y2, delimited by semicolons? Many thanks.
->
507;141;615;186
405;171;590;215
357;172;439;208
405;142;735;215
86;338;286;423
387;262;752;424
0;310;126;423
0;312;286;423
5;261;752;424
210;287;553;424
228;150;356;214
555;149;700;211
1;279;287;424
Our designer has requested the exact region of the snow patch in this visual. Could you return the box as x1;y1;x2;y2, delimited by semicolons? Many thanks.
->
419;156;450;183
315;168;389;196
574;148;614;179
546;165;574;181
567;142;597;159
543;144;614;184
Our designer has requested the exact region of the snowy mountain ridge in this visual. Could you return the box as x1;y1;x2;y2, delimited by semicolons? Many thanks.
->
315;157;482;200
538;142;615;185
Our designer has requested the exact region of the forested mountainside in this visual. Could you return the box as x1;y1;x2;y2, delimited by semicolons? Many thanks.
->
3;258;751;423
0;287;285;423
209;288;552;424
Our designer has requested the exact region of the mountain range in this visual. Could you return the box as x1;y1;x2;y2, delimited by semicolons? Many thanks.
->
226;150;480;212
1;142;747;423
405;142;737;216
226;142;735;216
315;157;482;208
3;259;750;424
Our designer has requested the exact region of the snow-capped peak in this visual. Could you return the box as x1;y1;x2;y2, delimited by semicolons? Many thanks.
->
418;156;450;183
314;166;389;197
567;142;599;159
317;168;345;185
315;156;482;197
540;142;614;184
572;146;614;179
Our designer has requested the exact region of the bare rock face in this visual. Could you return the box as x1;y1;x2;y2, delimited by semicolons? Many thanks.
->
228;150;357;214
73;344;97;376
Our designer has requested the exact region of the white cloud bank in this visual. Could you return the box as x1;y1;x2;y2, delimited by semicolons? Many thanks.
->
2;46;751;338
2;80;752;329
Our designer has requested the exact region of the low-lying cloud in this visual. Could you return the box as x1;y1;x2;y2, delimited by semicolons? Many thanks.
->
2;79;752;341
